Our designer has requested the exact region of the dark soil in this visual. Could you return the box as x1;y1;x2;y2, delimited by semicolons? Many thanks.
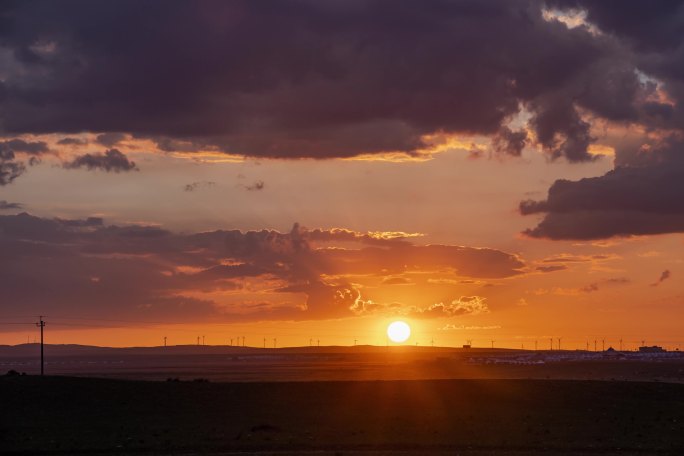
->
1;376;683;455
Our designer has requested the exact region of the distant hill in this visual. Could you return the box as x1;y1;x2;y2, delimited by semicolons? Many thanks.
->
0;343;503;358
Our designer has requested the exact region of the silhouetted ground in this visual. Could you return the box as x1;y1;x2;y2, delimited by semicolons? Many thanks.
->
1;376;683;455
2;344;684;383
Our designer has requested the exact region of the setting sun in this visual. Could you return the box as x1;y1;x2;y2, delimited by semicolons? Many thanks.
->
387;321;411;343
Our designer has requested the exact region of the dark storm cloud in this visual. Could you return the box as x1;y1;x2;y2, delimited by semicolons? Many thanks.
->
521;138;684;239
5;1;684;240
548;0;684;53
64;149;138;172
0;0;663;162
519;1;684;239
529;98;596;162
0;213;525;323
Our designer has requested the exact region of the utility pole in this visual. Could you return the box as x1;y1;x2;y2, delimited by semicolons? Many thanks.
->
535;340;538;351
549;338;553;351
557;338;561;351
36;316;45;376
197;336;200;346
491;339;494;349
354;339;357;346
309;338;313;346
164;336;167;347
202;335;205;346
242;336;245;347
585;340;589;351
263;337;266;348
317;339;320;347
620;338;623;351
594;339;597;351
602;339;605;351
431;338;434;347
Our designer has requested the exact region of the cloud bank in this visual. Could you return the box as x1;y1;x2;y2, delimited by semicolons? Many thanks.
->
3;1;684;239
0;213;524;324
0;0;670;163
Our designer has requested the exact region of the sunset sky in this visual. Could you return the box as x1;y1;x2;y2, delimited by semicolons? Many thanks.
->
1;0;683;349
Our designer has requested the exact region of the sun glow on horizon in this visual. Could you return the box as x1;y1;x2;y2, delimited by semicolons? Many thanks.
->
387;320;411;343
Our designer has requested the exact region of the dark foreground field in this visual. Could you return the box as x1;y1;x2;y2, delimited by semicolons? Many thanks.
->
1;376;683;455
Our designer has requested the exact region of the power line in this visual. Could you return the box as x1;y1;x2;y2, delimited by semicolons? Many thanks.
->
36;316;45;376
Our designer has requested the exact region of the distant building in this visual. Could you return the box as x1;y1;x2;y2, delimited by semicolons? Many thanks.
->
462;344;471;349
603;347;625;358
639;345;666;353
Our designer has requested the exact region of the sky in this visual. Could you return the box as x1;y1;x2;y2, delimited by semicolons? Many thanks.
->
1;0;684;349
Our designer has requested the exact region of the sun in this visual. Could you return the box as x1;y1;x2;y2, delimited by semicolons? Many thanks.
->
387;321;411;343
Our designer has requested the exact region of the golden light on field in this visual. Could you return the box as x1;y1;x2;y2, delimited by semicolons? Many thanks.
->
387;321;411;343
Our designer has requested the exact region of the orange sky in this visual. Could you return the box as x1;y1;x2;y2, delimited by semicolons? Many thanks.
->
1;138;682;349
2;1;684;350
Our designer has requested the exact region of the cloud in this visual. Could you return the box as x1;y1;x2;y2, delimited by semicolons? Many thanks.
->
0;139;49;155
517;1;684;240
439;324;501;331
535;277;631;295
95;133;127;147
243;181;265;191
579;277;630;293
467;143;486;160
64;149;138;172
540;253;617;263
0;200;23;210
55;216;104;227
0;139;50;185
522;139;684;239
529;96;597;162
0;213;524;324
535;265;568;273
184;181;216;192
412;296;489;318
57;137;88;146
381;277;413;285
0;0;669;162
0;160;25;186
491;127;528;157
650;269;671;287
4;1;682;241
